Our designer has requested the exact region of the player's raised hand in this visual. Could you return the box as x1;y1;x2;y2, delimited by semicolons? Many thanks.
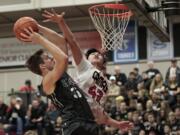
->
42;8;65;23
100;47;108;55
20;27;41;43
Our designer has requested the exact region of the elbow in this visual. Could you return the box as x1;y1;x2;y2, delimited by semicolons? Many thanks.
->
61;55;68;67
55;54;68;67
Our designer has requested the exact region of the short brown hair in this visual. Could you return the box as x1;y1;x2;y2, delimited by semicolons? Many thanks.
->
26;49;44;75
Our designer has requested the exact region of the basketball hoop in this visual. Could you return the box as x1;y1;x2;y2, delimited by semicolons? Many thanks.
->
89;4;132;50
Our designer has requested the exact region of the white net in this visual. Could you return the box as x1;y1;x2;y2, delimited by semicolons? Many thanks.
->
89;4;132;50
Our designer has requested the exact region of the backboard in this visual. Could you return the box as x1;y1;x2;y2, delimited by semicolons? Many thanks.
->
120;0;170;42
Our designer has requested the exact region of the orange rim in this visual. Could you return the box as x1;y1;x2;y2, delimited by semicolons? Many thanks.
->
89;4;133;18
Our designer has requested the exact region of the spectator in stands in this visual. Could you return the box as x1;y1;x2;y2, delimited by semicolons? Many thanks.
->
128;99;137;112
137;84;148;107
133;67;142;84
19;80;35;92
164;75;180;108
136;103;144;116
139;130;146;135
35;93;47;112
115;102;128;121
144;112;158;134
145;61;160;79
54;116;63;135
25;99;45;135
163;124;171;135
174;106;180;120
107;75;120;100
159;101;171;122
167;111;179;134
149;73;164;95
151;93;161;113
0;97;8;123
19;79;35;108
44;101;60;135
125;71;138;92
114;65;127;86
141;72;152;90
131;111;145;135
157;109;167;134
146;100;154;113
165;75;180;96
4;97;26;135
165;58;180;84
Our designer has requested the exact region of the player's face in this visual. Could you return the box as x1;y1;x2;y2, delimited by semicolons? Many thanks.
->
41;53;55;71
88;52;104;66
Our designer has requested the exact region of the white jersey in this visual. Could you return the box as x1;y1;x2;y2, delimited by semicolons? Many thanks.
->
75;57;109;108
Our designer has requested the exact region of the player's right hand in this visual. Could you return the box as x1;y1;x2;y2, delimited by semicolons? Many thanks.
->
20;27;42;43
42;9;65;23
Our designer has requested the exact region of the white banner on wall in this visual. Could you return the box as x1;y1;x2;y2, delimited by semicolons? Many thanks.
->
0;38;42;67
147;30;173;60
0;31;101;67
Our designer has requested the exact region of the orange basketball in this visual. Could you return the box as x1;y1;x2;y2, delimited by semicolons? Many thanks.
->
13;17;39;42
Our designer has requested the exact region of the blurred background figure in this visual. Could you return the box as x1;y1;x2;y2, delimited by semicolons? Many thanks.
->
165;59;180;84
0;97;8;124
107;75;120;101
145;61;160;80
19;80;35;92
19;80;36;108
114;65;127;86
25;99;45;135
3;96;26;135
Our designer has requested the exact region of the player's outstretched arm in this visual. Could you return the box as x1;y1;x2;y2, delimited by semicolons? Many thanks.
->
42;9;83;66
20;27;68;95
93;107;133;131
38;25;68;55
106;116;133;131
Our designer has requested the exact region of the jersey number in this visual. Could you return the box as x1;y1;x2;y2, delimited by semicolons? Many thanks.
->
88;86;103;103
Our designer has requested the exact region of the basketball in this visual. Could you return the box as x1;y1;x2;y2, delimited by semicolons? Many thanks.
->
13;17;39;42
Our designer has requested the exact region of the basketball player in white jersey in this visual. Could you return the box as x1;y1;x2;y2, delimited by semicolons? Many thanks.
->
42;9;133;131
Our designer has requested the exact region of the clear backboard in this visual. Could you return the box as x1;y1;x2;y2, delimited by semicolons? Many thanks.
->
121;0;170;42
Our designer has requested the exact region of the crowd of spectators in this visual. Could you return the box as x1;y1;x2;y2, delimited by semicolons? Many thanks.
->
103;59;180;135
0;59;179;135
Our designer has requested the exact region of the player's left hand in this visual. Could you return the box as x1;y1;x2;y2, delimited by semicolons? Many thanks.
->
100;47;108;55
42;9;65;23
118;121;134;130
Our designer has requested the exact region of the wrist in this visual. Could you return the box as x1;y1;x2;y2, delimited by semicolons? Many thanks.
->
57;17;64;24
35;35;44;44
38;25;45;33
